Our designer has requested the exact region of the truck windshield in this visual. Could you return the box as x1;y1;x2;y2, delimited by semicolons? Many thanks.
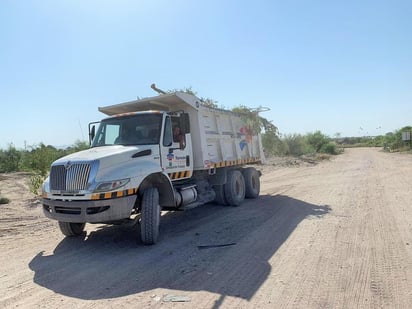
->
91;114;162;147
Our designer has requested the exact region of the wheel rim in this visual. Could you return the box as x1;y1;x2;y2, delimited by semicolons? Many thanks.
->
235;178;244;197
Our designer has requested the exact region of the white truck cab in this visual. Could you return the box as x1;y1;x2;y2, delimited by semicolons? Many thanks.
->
41;90;265;244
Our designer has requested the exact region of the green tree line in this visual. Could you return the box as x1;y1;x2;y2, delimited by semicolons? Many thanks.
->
262;130;339;157
0;140;89;175
332;126;412;151
261;126;412;157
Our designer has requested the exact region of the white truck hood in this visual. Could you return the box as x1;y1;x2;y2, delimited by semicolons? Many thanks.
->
52;145;154;170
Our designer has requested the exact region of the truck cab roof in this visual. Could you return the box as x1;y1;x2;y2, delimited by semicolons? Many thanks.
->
99;92;201;116
101;110;162;121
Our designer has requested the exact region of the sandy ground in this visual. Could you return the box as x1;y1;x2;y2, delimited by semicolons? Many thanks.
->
0;148;411;308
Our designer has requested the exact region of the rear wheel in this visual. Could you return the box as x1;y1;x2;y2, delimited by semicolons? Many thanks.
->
243;167;260;198
140;187;160;245
58;222;85;237
224;170;245;206
213;184;228;205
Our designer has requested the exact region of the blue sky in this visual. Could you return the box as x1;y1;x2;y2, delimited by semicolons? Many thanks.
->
1;0;411;149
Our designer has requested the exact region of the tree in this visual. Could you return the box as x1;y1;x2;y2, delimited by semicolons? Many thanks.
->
167;86;219;108
28;144;61;176
306;131;330;153
262;132;288;156
0;144;21;172
282;134;308;156
231;105;277;134
66;140;89;152
231;105;280;156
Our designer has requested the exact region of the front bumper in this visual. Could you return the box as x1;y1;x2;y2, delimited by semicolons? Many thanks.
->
41;195;137;223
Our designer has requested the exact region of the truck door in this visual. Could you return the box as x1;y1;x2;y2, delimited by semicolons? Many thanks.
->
160;114;193;180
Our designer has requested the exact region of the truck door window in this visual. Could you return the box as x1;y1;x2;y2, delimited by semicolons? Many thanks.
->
163;116;173;147
172;117;185;149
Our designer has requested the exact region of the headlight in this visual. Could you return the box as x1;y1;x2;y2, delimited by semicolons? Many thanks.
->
94;178;130;192
42;177;50;196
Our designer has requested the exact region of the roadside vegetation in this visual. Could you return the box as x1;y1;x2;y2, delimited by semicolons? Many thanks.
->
333;126;412;153
0;196;10;204
261;126;412;158
0;140;89;198
262;130;339;158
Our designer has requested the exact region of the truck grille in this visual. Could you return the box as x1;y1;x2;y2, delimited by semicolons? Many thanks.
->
50;163;91;192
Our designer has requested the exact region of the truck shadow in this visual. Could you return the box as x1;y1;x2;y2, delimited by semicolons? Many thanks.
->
29;195;330;301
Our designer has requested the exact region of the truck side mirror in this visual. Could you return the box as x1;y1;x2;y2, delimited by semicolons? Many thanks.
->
91;126;95;139
88;122;99;145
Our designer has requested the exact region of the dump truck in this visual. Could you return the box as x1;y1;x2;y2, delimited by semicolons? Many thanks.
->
41;86;265;244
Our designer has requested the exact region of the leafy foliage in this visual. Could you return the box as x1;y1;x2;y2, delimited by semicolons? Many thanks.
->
0;144;21;172
0;140;89;175
262;132;287;156
320;142;338;155
232;105;277;135
29;173;45;196
26;144;62;176
262;131;339;157
334;126;411;152
282;134;311;156
383;126;412;151
167;86;219;108
0;196;10;204
306;131;330;153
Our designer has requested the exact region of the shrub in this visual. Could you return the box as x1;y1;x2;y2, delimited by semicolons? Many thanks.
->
0;144;21;173
27;143;61;176
306;131;330;153
283;134;310;156
0;196;10;204
320;142;337;155
383;126;412;152
262;132;289;156
29;173;44;196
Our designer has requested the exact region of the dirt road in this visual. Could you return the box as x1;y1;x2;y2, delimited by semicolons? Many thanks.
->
1;148;411;308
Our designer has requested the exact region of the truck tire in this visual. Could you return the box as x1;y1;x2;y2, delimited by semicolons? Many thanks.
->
243;167;260;198
58;222;85;237
213;184;228;205
224;170;245;206
140;187;160;245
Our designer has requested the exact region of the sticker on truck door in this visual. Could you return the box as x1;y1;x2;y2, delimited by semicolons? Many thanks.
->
166;153;187;169
166;153;174;167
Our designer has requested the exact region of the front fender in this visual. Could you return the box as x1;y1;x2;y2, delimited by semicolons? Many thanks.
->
139;172;175;207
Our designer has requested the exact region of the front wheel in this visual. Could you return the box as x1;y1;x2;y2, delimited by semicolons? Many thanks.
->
140;187;160;245
58;222;85;237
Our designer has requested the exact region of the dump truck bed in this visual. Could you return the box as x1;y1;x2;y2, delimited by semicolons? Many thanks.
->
99;92;265;170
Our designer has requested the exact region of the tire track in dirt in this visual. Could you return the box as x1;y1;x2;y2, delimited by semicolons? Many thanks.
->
250;149;412;308
366;151;412;309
